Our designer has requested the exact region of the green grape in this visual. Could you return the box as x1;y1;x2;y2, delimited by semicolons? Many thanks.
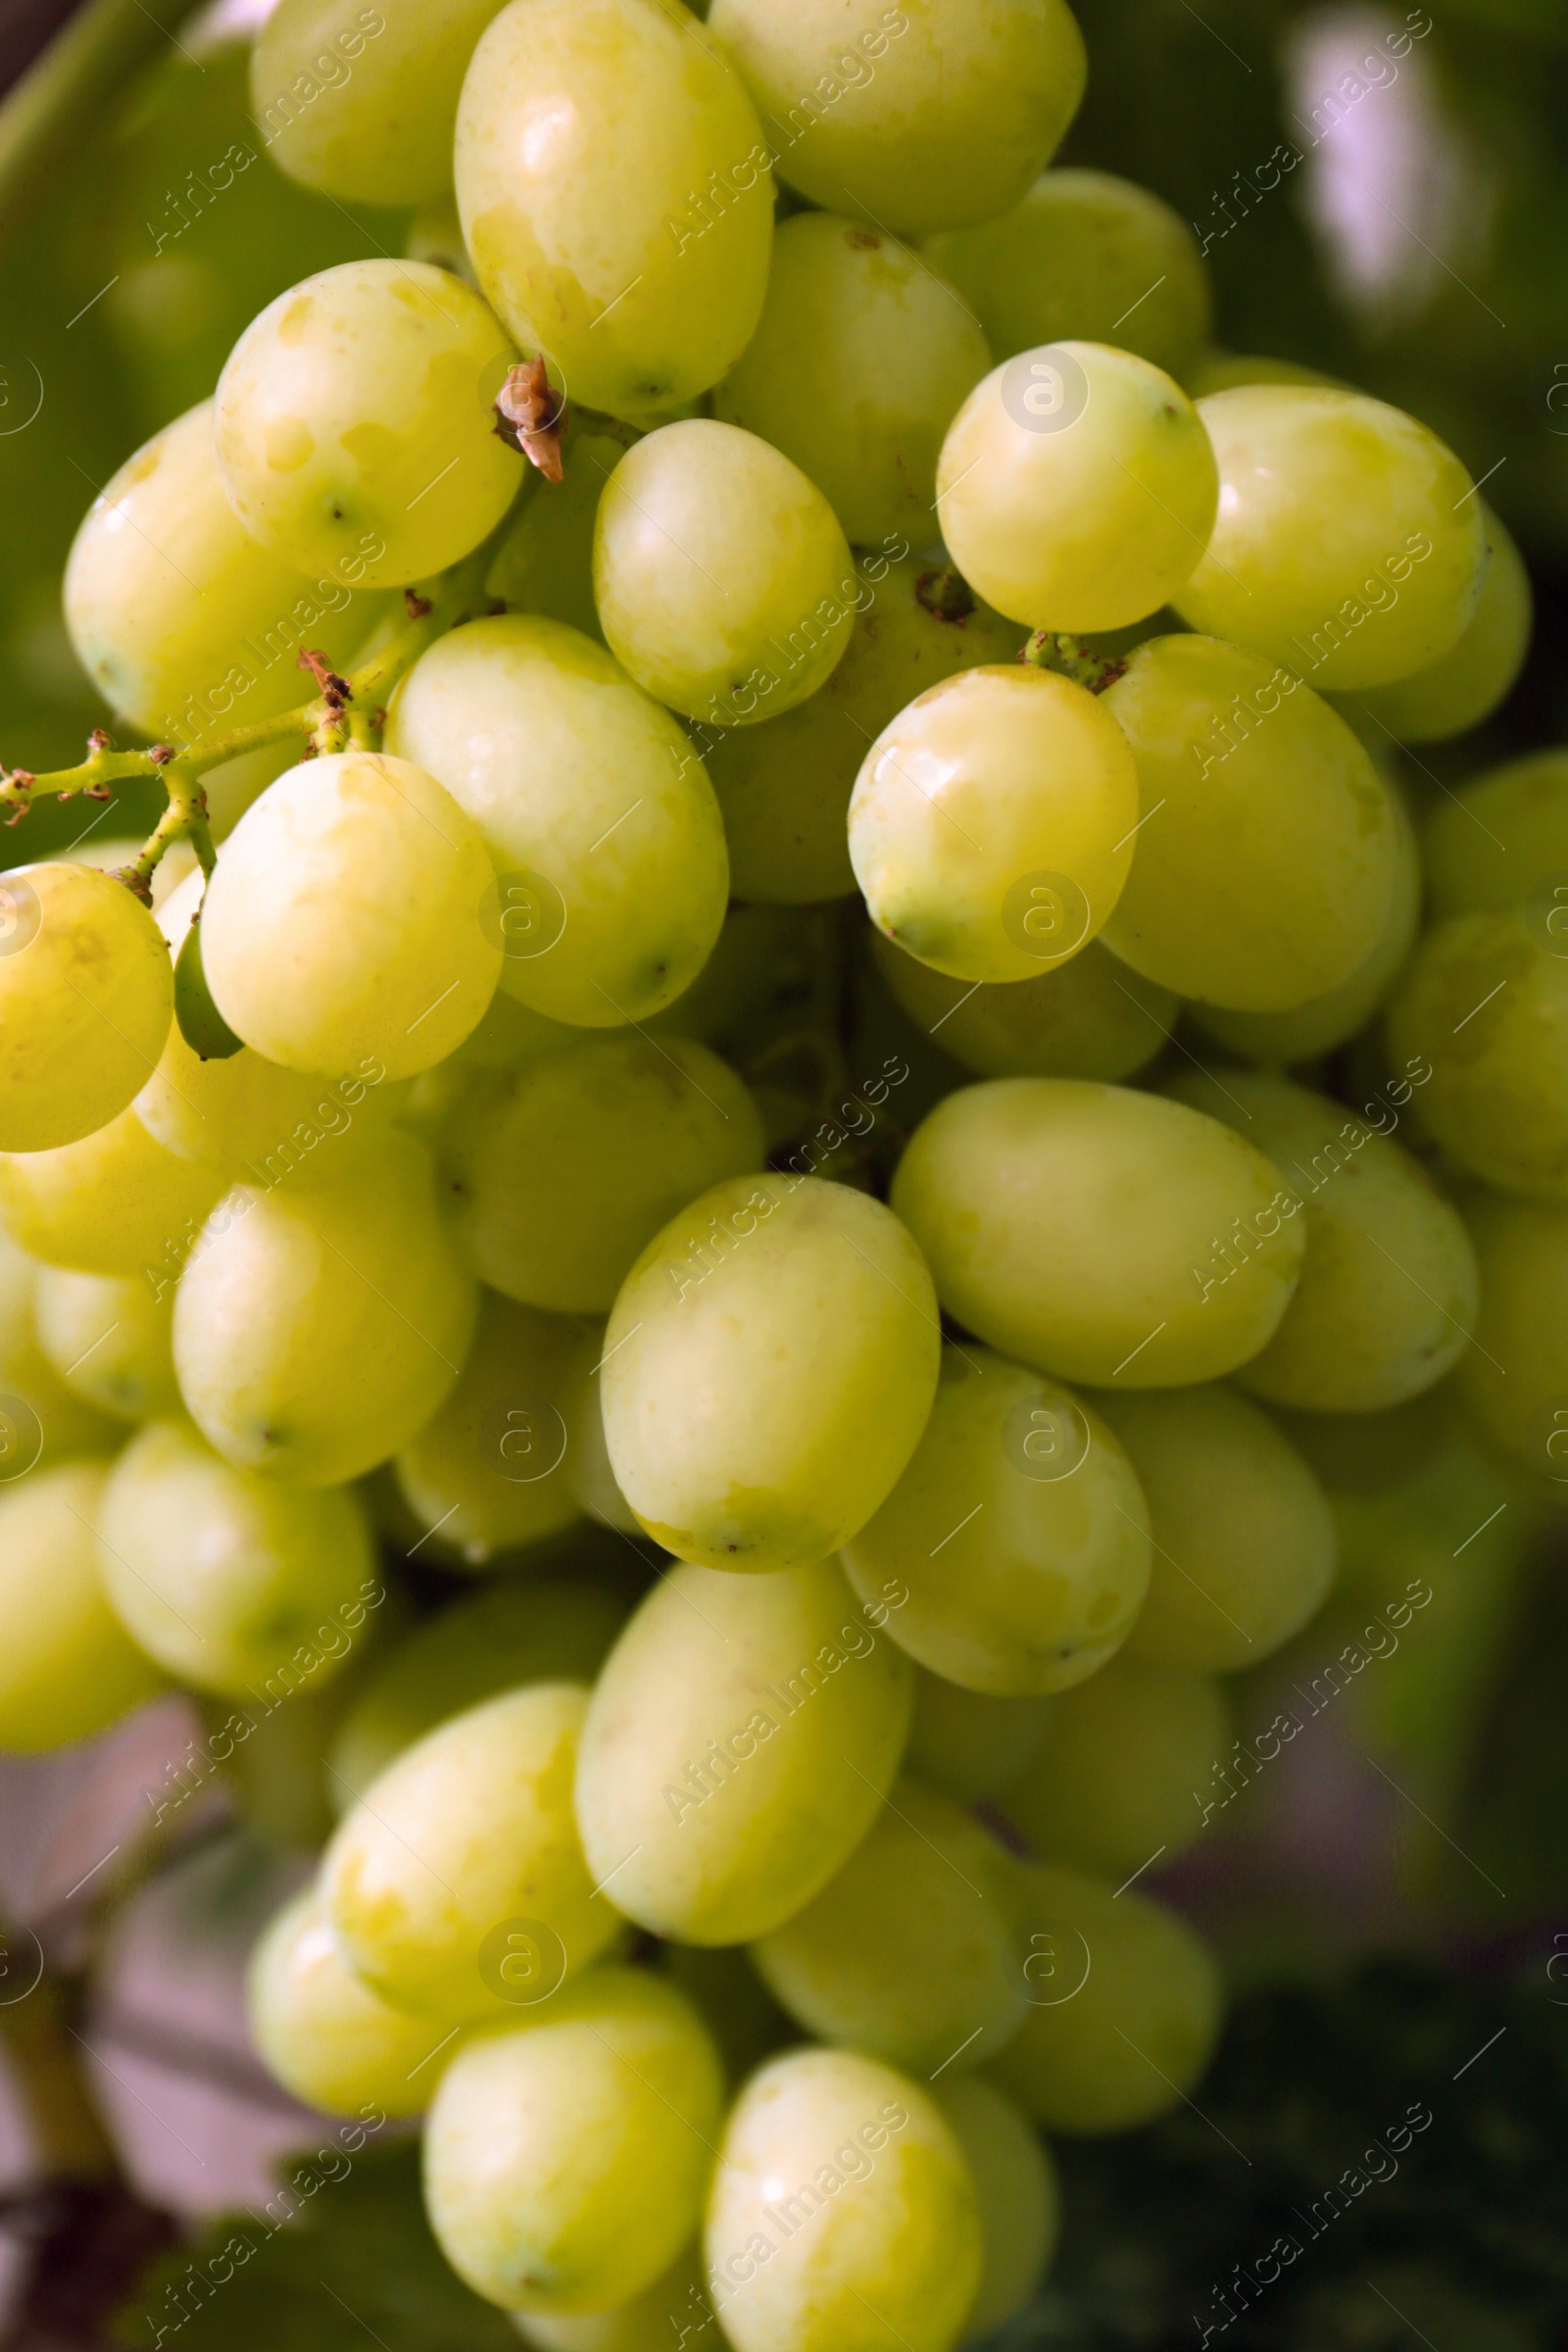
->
925;169;1211;385
214;1591;403;1850
407;192;480;287
201;752;502;1080
891;1080;1305;1388
446;1037;764;1313
1095;1384;1337;1674
707;0;1086;234
331;1576;629;1803
841;1346;1150;1695
0;863;172;1152
750;1777;1028;2076
0;1229;122;1462
1265;1388;1451;1500
254;0;508;206
558;1324;641;1536
706;563;1024;906
849;665;1140;985
871;929;1176;1083
424;1968;724;2314
247;1891;450;2119
932;2077;1059;2336
322;1681;622;2022
385;614;729;1028
1454;1192;1568;1481
1098;635;1401;1011
1384;908;1568;1197
1421;748;1568;921
600;1173;940;1571
32;1267;177;1422
202;741;305;845
172;1131;477;1486
0;1107;224;1280
905;1670;1054;1804
1185;351;1343;395
1189;775;1420;1060
0;1461;164;1751
393;1290;584;1565
1166;1071;1479;1410
1333;505;1531;743
451;989;584;1072
1001;1861;1221;2132
455;0;773;422
704;2045;982;2352
95;1417;375;1696
63;401;383;753
594;421;855;729
936;344;1218;632
485;421;633;643
998;1654;1228;1876
1171;387;1487;691
713;212;992;545
511;2243;714;2352
657;1945;794;2087
573;1557;914;1943
213;261;521;587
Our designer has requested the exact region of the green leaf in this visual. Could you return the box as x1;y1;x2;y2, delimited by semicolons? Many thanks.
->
174;917;244;1061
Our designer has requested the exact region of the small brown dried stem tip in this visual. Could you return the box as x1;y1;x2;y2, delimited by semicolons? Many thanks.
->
494;358;566;482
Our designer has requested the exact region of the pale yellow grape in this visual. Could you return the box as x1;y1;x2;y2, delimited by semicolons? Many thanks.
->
707;564;1024;906
214;261;520;587
1172;386;1486;690
0;1462;163;1751
1095;1384;1337;1673
446;1036;763;1313
708;0;1086;233
936;344;1218;632
62;400;380;751
393;1291;583;1566
1167;1070;1479;1410
510;2244;713;2352
932;2078;1059;2335
322;1682;620;2023
0;1108;223;1280
999;1654;1228;1876
841;1347;1149;1695
850;665;1139;985
33;1268;177;1422
1385;909;1568;1197
1190;774;1420;1060
0;1229;121;1461
906;1671;1054;1804
247;1892;448;2120
407;191;480;286
659;1946;793;2087
386;614;729;1027
872;925;1175;1083
704;2046;982;2352
450;989;583;1072
574;1558;913;1943
201;753;501;1081
926;169;1211;384
202;740;305;845
330;1576;629;1803
253;0;509;206
425;1969;724;2314
1421;748;1568;921
96;1418;375;1697
1186;351;1342;395
456;0;773;421
485;420;633;643
1001;1862;1222;2132
1454;1193;1568;1481
558;1325;641;1535
595;421;855;729
1099;635;1401;1011
172;1132;476;1486
1333;506;1530;743
600;1174;939;1571
751;1778;1028;2075
892;1080;1304;1387
713;212;992;545
0;863;172;1153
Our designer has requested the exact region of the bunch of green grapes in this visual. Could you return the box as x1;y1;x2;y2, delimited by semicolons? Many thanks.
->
0;1;1552;2346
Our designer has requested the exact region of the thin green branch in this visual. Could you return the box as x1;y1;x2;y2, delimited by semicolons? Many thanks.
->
1020;630;1130;694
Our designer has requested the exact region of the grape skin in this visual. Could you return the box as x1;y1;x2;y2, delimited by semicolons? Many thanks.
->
0;1462;164;1752
933;2078;1059;2336
557;1324;643;1536
32;1267;177;1422
1420;747;1568;921
509;2242;714;2352
1454;1192;1568;1481
1333;504;1531;743
905;1671;1054;1804
0;863;173;1153
0;1228;122;1462
246;1891;449;2121
872;929;1177;1084
0;1106;224;1280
